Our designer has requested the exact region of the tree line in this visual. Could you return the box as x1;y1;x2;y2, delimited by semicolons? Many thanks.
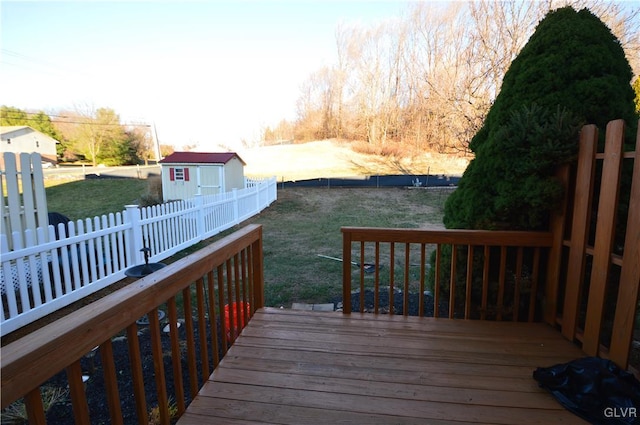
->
0;105;174;167
264;0;639;153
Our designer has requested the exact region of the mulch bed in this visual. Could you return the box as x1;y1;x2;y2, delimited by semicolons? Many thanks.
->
21;318;223;425
333;288;451;317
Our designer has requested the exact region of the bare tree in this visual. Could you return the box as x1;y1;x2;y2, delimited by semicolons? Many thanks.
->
292;0;639;152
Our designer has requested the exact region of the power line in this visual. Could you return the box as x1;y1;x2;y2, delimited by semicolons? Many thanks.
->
1;111;151;127
0;49;94;79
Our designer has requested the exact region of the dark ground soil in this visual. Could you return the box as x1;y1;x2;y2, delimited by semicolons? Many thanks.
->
37;318;221;425
333;288;451;317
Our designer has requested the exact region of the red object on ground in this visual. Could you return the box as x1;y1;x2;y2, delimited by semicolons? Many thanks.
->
224;302;250;339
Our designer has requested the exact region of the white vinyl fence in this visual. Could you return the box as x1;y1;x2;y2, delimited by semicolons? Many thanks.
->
1;152;49;251
0;177;277;336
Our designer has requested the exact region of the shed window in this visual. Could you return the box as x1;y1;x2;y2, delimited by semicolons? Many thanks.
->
169;167;190;181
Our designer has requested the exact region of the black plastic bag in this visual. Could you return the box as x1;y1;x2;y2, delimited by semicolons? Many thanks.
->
533;357;640;424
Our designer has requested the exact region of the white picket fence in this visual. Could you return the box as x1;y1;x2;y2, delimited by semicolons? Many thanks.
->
0;177;277;336
1;152;50;252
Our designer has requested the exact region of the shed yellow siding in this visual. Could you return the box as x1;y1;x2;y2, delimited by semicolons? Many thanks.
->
161;165;201;201
224;157;245;191
161;159;244;201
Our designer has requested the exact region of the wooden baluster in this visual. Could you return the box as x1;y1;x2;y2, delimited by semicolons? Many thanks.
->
196;278;210;379
481;245;490;320
217;265;228;353
126;323;148;424
233;253;241;334
513;247;523;322
449;245;457;319
419;243;426;317
404;243;410;315
241;249;249;324
149;307;170;425
100;339;123;425
374;242;380;313
465;245;474;319
183;286;198;398
226;260;235;340
207;270;220;367
528;248;541;323
24;388;46;425
167;297;186;416
359;242;365;312
389;242;395;315
496;247;507;321
66;361;90;424
434;244;441;318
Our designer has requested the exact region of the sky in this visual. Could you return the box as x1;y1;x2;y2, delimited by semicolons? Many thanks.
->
0;1;409;151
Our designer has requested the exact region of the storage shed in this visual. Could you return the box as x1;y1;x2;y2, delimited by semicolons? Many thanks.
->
159;152;246;201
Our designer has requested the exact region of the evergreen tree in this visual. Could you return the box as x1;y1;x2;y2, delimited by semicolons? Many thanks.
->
0;106;61;141
0;106;28;125
443;7;638;231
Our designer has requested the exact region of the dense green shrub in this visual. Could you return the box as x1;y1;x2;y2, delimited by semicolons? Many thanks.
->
445;105;582;230
444;6;638;232
434;7;638;318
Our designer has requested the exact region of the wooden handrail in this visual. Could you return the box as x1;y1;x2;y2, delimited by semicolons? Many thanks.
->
1;224;264;423
342;227;552;320
342;227;553;246
342;119;640;371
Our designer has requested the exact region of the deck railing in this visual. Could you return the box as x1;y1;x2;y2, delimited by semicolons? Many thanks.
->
342;119;640;371
1;224;264;424
546;120;640;369
341;227;552;321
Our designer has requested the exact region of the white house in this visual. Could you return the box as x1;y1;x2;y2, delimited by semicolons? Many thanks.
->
0;126;59;169
159;152;246;201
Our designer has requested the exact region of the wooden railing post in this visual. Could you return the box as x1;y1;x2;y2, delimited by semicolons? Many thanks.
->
561;124;598;342
609;122;640;368
342;229;352;314
582;119;624;355
251;226;265;310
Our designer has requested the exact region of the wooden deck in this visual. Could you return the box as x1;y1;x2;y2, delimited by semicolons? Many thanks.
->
178;307;587;424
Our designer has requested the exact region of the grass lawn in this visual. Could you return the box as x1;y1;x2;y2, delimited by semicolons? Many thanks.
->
45;178;149;221
41;177;451;308
241;187;450;307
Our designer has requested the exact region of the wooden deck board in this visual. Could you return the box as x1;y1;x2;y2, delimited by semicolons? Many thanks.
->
178;307;588;424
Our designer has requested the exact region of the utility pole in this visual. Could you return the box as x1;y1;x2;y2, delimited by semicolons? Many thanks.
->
151;121;162;163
